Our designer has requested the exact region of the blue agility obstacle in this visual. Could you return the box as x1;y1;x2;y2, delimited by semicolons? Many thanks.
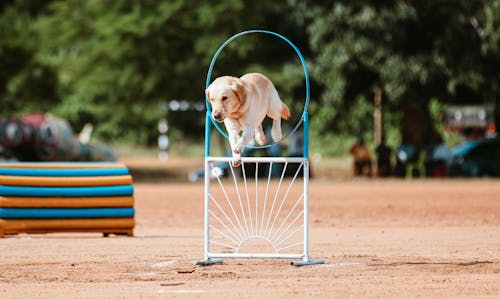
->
0;207;134;219
0;163;135;237
194;30;323;267
0;185;134;197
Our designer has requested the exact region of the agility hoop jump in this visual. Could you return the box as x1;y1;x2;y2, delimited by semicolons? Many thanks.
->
194;30;324;267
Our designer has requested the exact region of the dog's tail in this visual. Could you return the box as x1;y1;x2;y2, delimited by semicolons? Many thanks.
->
280;102;290;120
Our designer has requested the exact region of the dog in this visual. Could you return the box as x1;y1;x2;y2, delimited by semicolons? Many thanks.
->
206;73;290;166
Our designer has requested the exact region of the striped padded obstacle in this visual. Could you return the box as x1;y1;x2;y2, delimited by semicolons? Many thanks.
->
0;162;135;237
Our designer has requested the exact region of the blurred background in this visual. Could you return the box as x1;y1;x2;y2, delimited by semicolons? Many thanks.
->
1;0;499;179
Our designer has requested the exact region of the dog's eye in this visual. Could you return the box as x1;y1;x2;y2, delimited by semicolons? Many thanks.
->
222;96;227;101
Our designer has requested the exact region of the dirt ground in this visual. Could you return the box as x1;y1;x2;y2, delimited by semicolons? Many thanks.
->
1;158;499;298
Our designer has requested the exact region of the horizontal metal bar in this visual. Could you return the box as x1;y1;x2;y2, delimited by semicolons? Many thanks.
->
208;253;304;259
207;157;307;163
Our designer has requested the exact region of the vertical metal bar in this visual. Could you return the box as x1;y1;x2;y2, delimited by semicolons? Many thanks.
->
303;112;309;159
204;112;211;260
303;110;310;261
255;162;259;235
303;160;310;261
205;112;211;157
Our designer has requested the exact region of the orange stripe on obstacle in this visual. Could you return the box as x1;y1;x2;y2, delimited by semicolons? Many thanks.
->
0;163;125;169
0;196;134;208
0;218;134;237
0;175;133;186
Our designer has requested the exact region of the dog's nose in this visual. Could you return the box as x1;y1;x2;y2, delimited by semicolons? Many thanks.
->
213;112;223;121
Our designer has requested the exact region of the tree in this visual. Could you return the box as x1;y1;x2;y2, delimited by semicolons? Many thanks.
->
0;1;59;116
479;0;500;131
294;0;489;151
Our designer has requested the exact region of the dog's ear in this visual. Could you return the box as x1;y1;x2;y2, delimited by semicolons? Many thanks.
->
231;79;246;104
205;88;210;102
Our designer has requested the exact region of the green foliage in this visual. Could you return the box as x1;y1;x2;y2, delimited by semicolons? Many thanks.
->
1;0;499;154
480;0;500;54
292;0;497;150
31;0;306;144
0;1;59;116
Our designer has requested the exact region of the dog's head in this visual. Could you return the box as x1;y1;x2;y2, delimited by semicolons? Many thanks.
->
205;76;246;122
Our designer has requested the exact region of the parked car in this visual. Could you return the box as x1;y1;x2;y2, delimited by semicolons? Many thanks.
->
449;138;500;177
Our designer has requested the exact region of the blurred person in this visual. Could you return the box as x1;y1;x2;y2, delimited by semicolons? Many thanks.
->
349;136;372;177
375;136;392;177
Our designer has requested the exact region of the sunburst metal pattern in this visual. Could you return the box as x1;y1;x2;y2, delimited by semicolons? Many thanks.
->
204;157;308;260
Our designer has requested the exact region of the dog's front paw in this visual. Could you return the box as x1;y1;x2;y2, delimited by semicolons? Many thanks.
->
231;158;242;167
233;144;244;154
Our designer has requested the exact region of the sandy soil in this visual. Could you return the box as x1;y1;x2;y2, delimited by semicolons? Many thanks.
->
1;176;499;298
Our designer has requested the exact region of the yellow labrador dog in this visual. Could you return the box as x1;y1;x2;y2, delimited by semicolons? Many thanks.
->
206;73;290;166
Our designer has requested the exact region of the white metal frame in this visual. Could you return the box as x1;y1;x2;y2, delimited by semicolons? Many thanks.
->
194;157;323;266
193;30;323;266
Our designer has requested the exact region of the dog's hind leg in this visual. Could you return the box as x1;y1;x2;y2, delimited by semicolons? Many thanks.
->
267;90;287;143
255;124;266;146
267;109;282;142
271;116;282;142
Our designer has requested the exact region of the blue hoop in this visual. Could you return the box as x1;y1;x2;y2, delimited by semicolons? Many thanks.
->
205;30;310;150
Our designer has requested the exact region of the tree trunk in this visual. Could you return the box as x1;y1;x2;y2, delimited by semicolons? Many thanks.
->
373;86;383;145
400;99;435;151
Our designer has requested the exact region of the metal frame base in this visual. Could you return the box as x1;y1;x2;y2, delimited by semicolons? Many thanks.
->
291;259;325;267
193;258;325;267
192;258;224;266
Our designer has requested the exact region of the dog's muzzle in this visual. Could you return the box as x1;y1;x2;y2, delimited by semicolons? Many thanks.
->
212;112;224;122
